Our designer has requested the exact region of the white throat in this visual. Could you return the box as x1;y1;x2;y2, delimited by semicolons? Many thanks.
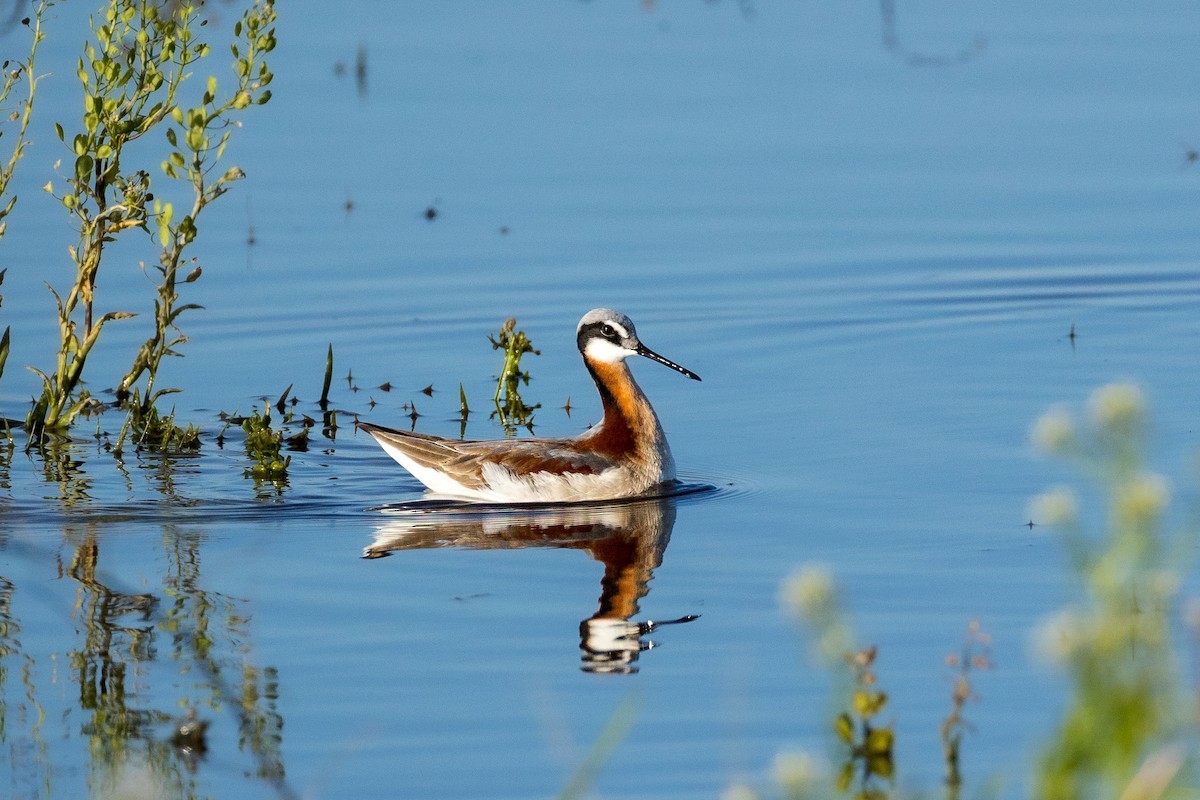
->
584;337;635;365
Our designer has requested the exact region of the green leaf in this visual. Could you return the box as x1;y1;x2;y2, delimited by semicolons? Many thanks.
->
74;155;93;181
835;712;854;744
185;126;205;151
0;326;10;381
835;762;854;793
157;201;174;247
853;690;887;718
864;726;893;756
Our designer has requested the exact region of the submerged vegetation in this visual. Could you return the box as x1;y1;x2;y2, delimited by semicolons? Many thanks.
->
726;382;1199;800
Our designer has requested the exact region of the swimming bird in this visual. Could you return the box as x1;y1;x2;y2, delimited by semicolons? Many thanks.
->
356;308;700;503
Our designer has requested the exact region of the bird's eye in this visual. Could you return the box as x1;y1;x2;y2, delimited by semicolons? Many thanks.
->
601;324;616;338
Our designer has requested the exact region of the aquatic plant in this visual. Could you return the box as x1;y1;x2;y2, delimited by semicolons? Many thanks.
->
489;317;540;432
319;344;333;410
457;382;470;436
25;0;275;439
112;397;200;455
230;403;290;492
0;8;45;235
0;269;9;384
0;6;48;387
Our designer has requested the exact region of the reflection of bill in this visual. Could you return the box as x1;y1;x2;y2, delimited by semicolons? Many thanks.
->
363;497;699;674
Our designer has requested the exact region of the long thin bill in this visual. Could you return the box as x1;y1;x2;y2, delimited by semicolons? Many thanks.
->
637;343;701;381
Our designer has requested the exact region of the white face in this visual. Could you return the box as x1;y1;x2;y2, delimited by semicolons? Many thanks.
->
584;335;636;364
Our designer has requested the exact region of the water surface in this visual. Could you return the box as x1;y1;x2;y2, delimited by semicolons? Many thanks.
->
2;2;1200;798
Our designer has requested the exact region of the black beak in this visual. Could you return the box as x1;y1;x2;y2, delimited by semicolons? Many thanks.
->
637;343;701;381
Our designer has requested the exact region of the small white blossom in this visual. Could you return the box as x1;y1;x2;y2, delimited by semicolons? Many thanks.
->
1089;382;1144;434
1030;487;1079;528
1031;406;1076;454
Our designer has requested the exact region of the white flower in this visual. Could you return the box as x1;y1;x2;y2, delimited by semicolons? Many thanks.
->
780;564;836;620
1029;487;1079;528
1089;382;1144;434
772;750;823;793
1031;406;1076;454
1114;473;1169;526
1031;609;1087;666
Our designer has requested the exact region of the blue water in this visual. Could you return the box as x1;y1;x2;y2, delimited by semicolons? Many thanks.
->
2;1;1200;798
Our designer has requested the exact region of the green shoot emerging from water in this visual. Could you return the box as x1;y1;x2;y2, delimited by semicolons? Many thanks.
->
489;317;540;433
227;403;289;494
113;392;200;455
319;343;333;410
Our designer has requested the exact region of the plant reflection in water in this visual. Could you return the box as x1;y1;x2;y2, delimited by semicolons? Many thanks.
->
0;523;295;799
362;494;700;674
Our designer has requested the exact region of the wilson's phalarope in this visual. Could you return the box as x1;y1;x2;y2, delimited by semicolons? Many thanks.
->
356;308;701;503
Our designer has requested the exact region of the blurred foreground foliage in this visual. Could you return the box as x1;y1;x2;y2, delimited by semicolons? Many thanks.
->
729;383;1198;800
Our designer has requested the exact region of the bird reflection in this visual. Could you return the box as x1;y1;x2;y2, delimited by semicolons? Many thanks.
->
362;496;697;674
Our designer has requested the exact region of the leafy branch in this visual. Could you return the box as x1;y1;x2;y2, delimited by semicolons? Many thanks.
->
0;4;49;387
118;0;275;421
25;0;275;441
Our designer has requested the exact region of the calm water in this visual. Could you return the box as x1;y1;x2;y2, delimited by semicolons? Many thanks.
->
3;2;1200;798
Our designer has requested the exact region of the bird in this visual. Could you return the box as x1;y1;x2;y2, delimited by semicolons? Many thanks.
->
356;308;700;503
